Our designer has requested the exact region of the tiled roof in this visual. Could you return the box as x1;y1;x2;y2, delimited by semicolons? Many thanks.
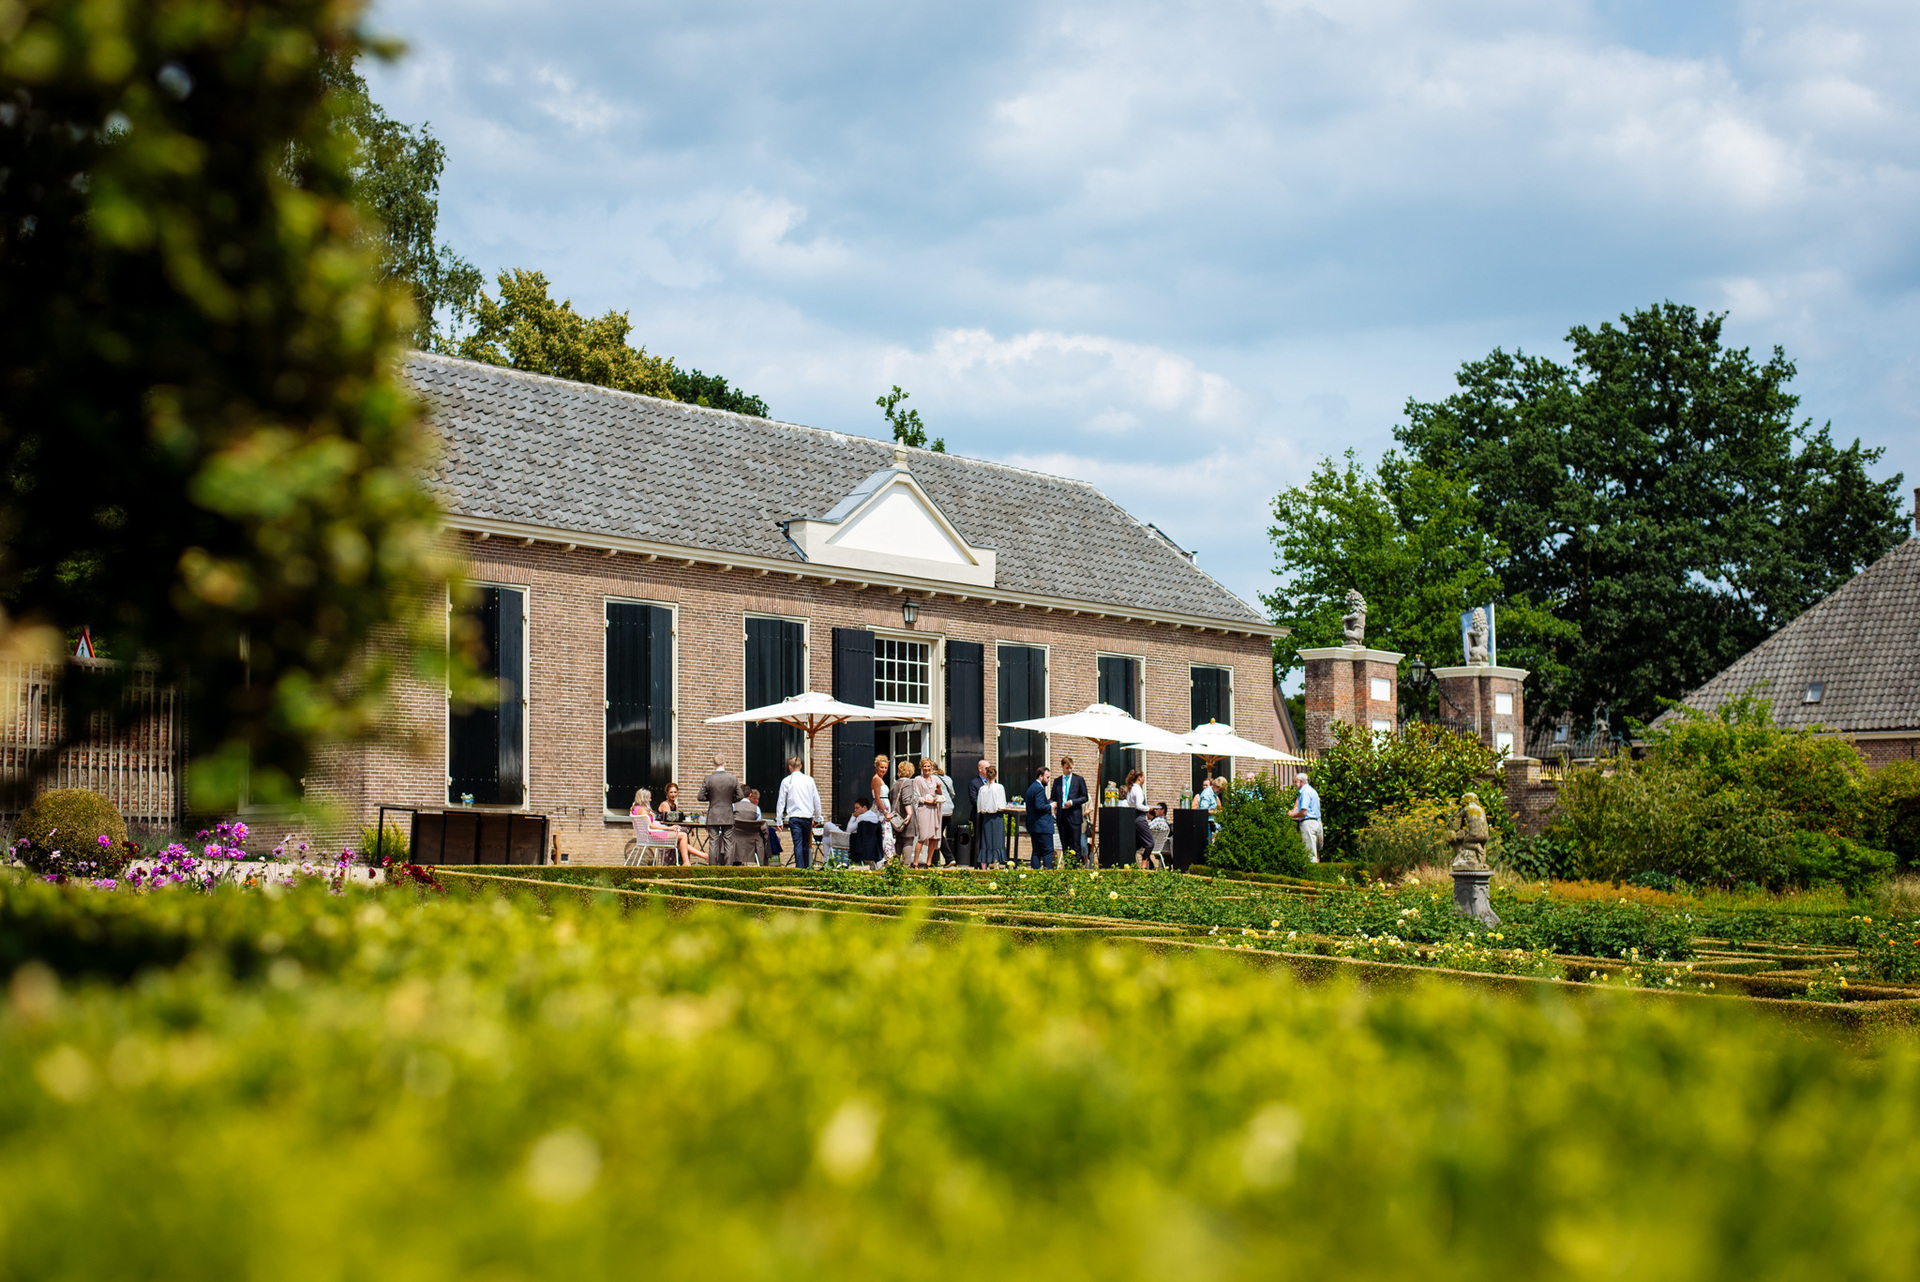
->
407;353;1268;627
1660;535;1920;734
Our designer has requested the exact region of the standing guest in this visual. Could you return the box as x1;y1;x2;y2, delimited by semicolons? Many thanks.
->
1050;755;1089;866
1288;768;1323;863
935;759;957;865
656;781;683;820
966;757;990;866
906;757;947;868
775;755;823;871
697;754;741;866
871;754;895;861
1024;765;1056;870
892;759;917;857
974;764;1007;866
1122;768;1155;867
1195;776;1218;815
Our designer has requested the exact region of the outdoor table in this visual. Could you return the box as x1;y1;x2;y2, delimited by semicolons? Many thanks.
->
1097;806;1139;868
1169;810;1209;870
666;820;712;856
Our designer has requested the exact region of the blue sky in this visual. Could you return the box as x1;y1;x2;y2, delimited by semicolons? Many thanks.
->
363;0;1920;618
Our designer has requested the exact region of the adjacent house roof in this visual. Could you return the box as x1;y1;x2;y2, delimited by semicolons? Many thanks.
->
1659;535;1920;735
408;353;1270;629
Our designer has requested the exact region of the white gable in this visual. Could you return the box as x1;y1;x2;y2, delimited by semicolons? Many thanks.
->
785;468;997;588
827;485;972;565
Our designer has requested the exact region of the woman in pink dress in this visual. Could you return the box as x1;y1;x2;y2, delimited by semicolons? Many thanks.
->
631;788;698;865
907;757;947;868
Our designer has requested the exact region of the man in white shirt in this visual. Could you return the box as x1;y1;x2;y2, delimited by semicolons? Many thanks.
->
775;755;824;870
1288;768;1323;863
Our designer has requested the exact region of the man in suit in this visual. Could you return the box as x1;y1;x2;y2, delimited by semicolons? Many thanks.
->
1050;754;1089;867
697;754;741;865
1024;764;1056;870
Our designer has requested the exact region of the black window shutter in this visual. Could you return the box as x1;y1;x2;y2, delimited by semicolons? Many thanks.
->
945;640;984;819
1097;655;1141;794
831;627;875;822
997;644;1047;795
1190;667;1233;794
606;602;674;814
745;618;806;806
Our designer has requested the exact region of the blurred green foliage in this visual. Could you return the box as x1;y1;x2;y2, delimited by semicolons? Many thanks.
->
0;0;461;806
4;876;1920;1279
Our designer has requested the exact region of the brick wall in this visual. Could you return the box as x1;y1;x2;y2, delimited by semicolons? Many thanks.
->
307;534;1281;862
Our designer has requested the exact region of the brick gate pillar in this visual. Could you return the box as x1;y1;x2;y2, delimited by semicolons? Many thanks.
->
1300;645;1404;754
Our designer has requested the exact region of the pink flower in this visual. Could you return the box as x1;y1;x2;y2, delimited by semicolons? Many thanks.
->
96;833;111;847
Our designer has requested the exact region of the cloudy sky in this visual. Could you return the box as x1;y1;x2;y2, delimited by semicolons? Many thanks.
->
363;0;1920;620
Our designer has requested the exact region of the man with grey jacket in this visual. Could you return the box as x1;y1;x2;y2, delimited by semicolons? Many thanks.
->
698;754;742;866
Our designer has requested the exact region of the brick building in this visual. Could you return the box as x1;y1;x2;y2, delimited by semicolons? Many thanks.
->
309;355;1288;862
1653;518;1920;769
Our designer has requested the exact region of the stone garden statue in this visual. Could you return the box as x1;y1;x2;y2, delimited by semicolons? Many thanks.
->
1466;606;1489;665
1342;590;1367;646
1447;792;1490;871
1447;791;1500;925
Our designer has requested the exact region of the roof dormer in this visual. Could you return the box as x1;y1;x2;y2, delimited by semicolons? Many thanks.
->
784;451;996;587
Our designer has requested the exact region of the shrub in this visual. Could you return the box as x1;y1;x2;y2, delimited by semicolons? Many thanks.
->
1312;720;1511;858
1864;761;1920;871
1351;797;1454;878
1643;692;1867;837
1863;932;1920;984
1782;832;1894;898
1207;777;1310;876
1499;831;1579;882
11;790;129;879
357;821;410;867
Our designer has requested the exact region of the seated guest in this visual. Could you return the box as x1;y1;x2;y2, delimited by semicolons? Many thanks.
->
630;788;697;865
1148;804;1172;861
656;781;683;820
730;789;769;866
847;797;885;867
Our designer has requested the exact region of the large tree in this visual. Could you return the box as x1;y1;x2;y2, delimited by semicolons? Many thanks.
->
1396;302;1906;730
324;53;480;349
453;269;773;419
0;0;459;807
1264;452;1569;719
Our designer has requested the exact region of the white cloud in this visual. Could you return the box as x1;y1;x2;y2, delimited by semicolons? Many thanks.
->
360;0;1920;607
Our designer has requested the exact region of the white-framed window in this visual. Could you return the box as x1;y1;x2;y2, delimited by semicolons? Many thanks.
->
1370;718;1392;733
1495;692;1514;715
875;635;932;712
1495;731;1515;756
1370;676;1391;702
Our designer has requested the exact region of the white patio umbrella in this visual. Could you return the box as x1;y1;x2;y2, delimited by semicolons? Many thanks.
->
706;691;918;766
999;702;1188;850
1147;720;1305;779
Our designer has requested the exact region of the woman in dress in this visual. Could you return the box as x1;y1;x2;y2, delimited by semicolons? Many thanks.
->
872;754;895;861
631;788;697;865
892;759;916;856
909;757;946;868
1122;768;1156;868
655;781;682;820
975;763;1006;867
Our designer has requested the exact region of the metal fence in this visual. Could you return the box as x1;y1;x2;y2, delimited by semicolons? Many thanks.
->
0;660;183;831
